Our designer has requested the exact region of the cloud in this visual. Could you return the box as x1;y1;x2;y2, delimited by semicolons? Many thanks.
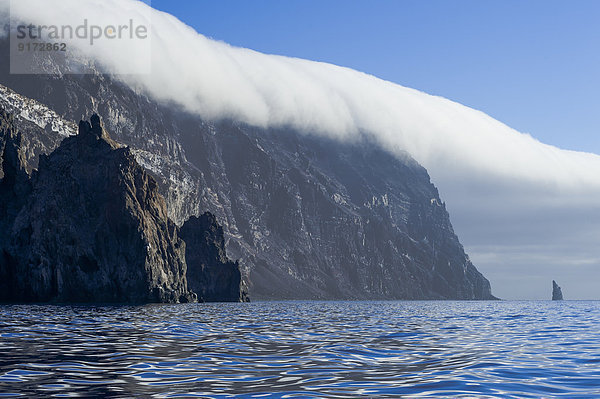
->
2;0;600;299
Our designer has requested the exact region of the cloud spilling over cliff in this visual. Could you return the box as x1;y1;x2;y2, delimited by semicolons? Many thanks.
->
3;0;600;299
4;0;600;188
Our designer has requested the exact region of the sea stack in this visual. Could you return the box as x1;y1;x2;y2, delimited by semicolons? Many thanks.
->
180;212;250;302
552;280;563;300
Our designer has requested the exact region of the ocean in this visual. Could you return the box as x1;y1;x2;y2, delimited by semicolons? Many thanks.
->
0;301;599;398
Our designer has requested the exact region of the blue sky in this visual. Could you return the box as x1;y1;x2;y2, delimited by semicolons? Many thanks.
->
152;0;600;155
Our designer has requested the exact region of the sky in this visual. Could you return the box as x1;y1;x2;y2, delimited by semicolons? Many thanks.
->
4;0;600;300
152;0;600;155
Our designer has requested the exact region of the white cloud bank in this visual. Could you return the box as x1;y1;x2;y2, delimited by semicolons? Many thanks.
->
3;0;600;299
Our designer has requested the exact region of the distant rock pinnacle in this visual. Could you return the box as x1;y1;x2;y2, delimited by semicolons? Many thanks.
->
552;280;563;300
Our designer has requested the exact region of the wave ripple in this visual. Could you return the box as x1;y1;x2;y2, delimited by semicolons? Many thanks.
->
1;301;599;398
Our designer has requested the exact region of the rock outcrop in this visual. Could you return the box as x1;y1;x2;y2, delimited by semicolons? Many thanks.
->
552;280;563;300
0;112;198;303
180;212;249;302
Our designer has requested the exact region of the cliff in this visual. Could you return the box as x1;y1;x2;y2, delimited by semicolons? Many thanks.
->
0;50;496;299
0;110;31;273
0;112;196;303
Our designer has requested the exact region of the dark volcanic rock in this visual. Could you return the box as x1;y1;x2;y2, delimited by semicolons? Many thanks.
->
0;112;196;303
552;280;563;300
180;212;249;302
0;110;31;225
0;110;32;294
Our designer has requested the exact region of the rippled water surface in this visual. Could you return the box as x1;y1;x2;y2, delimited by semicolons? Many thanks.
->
1;301;599;398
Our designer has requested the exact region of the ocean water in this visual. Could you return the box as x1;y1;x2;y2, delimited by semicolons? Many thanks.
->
0;301;599;398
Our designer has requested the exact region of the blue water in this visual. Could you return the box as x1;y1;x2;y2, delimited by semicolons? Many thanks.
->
0;301;599;398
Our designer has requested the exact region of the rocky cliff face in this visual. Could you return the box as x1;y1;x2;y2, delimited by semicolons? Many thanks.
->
0;112;197;303
0;41;496;299
0;110;32;275
181;212;249;302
